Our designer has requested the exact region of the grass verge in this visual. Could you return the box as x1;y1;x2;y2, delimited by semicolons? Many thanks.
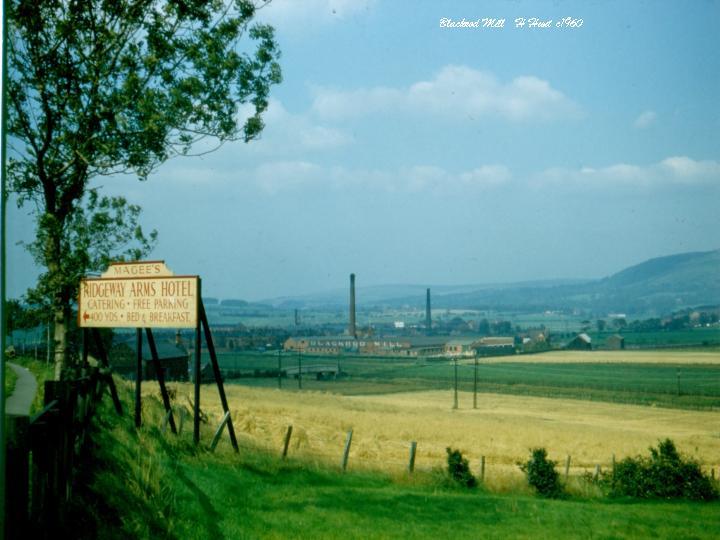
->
64;379;720;539
4;363;18;397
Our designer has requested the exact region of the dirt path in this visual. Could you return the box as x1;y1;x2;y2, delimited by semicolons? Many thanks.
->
5;362;38;416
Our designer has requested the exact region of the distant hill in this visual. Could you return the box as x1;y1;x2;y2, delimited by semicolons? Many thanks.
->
263;249;720;317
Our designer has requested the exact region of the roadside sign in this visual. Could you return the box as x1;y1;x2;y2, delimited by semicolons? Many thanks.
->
78;261;199;328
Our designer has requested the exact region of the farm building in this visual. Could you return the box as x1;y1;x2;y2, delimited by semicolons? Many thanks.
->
473;337;516;356
109;337;189;381
445;338;477;357
283;335;448;357
566;333;592;351
605;334;626;350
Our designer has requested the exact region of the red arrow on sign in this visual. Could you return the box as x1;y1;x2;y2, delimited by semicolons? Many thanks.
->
83;312;90;321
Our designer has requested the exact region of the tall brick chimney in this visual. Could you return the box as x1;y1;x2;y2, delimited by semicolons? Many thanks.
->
349;273;357;338
425;288;432;334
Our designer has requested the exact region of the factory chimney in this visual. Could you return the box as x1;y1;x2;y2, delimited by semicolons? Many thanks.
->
349;273;357;338
425;288;432;335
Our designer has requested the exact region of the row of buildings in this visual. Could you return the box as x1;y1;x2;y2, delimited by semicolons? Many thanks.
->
283;335;517;357
283;332;626;357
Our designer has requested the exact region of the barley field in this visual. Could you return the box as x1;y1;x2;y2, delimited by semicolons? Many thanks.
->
159;382;720;490
471;350;720;364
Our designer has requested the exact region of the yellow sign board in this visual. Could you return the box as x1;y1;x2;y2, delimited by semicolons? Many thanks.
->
78;262;199;328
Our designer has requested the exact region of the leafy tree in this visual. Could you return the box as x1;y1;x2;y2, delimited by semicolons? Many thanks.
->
609;439;717;501
7;0;281;378
446;448;477;488
519;447;563;499
5;299;43;333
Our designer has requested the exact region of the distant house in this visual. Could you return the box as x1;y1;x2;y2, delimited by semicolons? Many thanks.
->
109;336;189;381
473;336;516;357
444;338;476;357
566;333;592;351
605;334;625;350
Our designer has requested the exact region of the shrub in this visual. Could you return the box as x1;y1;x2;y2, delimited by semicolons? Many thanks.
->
610;439;717;501
446;448;477;488
519;448;563;498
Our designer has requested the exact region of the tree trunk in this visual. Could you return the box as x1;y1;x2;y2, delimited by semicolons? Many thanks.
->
53;306;66;380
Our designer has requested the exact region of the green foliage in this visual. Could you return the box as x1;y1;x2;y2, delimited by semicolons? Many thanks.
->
70;385;720;539
608;439;718;501
24;189;157;316
519;448;563;498
7;0;281;371
446;448;477;488
5;299;45;332
4;364;18;397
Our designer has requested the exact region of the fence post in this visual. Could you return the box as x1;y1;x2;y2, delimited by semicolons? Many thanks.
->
480;455;486;482
565;455;571;480
341;429;353;472
4;415;30;539
452;357;458;410
282;425;293;459
408;441;417;473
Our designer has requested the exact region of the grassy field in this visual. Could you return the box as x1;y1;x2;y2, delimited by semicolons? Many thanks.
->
212;349;720;409
70;381;720;539
162;383;720;482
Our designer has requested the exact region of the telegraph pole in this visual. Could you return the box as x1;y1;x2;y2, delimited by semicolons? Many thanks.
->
1;1;10;534
452;357;458;410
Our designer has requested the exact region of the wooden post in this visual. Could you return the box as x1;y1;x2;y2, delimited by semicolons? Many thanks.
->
297;352;302;390
341;429;353;471
135;328;143;428
612;454;616;477
200;301;239;452
408;441;417;473
452;357;458;410
473;356;478;409
594;464;601;480
82;328;89;368
282;425;293;459
210;411;231;452
146;328;177;435
277;349;282;389
565;455;571;480
91;328;122;414
480;455;486;482
194;280;202;446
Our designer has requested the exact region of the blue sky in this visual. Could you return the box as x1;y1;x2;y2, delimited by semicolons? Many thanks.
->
8;0;720;301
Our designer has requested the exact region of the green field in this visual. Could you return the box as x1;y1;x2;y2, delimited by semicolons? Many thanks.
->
67;383;720;539
588;327;720;348
208;350;720;410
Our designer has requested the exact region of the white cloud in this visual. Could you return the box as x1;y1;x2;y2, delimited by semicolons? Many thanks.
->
537;156;720;189
311;65;580;122
254;161;325;194
633;110;657;129
239;98;353;153
244;161;512;194
660;156;720;180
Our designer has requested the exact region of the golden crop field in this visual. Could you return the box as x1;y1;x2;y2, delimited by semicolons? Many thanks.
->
158;382;720;489
468;350;720;364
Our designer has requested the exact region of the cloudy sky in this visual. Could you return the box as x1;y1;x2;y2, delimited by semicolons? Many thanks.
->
8;0;720;301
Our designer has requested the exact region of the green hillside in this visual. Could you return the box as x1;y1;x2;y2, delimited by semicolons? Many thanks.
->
68;382;720;539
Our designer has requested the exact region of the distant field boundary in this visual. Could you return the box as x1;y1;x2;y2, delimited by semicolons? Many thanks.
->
466;350;720;365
